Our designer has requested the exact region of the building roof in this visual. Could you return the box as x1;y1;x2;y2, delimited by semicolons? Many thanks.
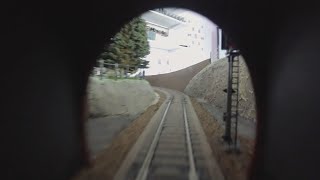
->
141;9;187;29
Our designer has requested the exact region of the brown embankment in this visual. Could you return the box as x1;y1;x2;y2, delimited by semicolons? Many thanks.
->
145;59;210;92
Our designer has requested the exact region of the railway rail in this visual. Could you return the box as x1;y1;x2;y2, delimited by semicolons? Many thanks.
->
115;89;223;180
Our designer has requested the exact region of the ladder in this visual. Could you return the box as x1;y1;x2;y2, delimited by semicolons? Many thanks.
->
231;52;240;149
223;49;240;150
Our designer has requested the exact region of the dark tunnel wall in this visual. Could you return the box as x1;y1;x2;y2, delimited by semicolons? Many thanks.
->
2;0;320;179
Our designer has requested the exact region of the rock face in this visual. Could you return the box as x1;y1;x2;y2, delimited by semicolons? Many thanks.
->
87;77;157;117
184;57;256;122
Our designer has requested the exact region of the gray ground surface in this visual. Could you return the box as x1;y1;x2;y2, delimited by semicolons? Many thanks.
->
86;114;139;158
86;90;159;158
196;98;256;140
86;77;158;158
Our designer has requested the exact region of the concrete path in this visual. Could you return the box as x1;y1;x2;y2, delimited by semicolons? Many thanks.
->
86;114;139;158
86;90;160;158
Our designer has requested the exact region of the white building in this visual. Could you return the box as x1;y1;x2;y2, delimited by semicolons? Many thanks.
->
141;8;227;75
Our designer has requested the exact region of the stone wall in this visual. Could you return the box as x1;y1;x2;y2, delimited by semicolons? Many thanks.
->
184;57;256;122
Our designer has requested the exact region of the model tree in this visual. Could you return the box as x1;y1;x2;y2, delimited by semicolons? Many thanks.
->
100;17;150;72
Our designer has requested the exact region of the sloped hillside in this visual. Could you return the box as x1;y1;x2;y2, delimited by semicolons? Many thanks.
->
87;77;157;117
184;57;256;122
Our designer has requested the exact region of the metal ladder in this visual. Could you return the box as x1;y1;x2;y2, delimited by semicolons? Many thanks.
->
231;52;240;149
223;49;240;150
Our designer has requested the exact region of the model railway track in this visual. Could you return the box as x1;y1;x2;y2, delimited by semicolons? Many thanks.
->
115;89;219;180
134;94;200;180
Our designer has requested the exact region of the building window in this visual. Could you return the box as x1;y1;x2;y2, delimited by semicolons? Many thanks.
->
194;34;197;38
192;41;194;44
147;31;156;40
187;34;191;36
202;48;204;51
192;27;195;31
167;60;169;65
198;42;200;45
198;29;201;33
158;59;161;64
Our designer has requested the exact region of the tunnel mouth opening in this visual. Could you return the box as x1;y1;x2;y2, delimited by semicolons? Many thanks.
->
78;7;257;180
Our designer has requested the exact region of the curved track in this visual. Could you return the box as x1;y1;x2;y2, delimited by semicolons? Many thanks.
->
115;88;224;180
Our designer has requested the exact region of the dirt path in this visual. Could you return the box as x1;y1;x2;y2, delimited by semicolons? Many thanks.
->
73;89;166;180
